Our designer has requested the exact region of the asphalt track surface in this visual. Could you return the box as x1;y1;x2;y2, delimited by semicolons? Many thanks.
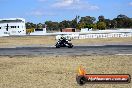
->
0;45;132;56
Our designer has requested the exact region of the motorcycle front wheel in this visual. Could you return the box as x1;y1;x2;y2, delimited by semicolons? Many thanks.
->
68;43;73;48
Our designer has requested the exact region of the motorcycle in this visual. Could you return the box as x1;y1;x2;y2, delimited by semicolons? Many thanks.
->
55;37;73;48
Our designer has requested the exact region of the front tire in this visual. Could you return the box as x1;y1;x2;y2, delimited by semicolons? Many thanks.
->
68;43;73;48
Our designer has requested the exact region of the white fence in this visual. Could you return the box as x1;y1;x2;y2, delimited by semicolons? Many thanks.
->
78;33;132;39
56;33;132;40
56;29;132;40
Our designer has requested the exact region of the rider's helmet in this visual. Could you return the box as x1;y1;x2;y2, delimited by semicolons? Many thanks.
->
60;36;64;40
61;36;66;39
61;36;63;39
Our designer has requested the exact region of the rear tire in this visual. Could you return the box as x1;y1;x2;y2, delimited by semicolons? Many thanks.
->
56;44;60;48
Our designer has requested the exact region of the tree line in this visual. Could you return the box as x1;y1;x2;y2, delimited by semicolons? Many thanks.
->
26;14;132;32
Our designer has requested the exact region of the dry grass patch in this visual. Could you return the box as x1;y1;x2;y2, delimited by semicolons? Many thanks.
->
0;55;131;88
0;36;56;47
0;36;132;48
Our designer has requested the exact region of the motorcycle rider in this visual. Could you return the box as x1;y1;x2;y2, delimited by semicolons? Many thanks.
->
55;35;73;48
60;36;67;44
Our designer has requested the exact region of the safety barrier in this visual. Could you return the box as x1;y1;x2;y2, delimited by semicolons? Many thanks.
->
56;33;132;40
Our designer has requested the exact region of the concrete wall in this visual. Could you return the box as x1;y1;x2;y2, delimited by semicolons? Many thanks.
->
56;29;132;40
78;33;132;39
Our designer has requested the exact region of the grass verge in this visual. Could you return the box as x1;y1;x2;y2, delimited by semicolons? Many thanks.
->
0;55;131;88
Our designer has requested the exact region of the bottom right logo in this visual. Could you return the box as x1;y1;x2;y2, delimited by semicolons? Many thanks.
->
76;66;131;85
